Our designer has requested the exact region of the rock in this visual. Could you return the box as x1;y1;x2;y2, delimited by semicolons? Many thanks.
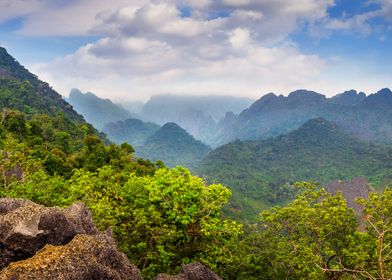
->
153;263;222;280
0;198;97;269
325;176;369;214
0;232;143;280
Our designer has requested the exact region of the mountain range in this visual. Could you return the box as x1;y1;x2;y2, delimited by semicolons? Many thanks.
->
214;88;392;146
3;45;392;223
68;90;254;145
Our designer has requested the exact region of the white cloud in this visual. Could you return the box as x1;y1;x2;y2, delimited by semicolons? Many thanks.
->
14;0;138;36
20;0;365;100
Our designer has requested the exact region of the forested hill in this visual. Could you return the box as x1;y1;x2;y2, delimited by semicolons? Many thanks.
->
198;118;392;220
137;122;211;170
0;47;84;122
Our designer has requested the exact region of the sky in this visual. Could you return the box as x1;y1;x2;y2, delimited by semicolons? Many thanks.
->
0;0;391;101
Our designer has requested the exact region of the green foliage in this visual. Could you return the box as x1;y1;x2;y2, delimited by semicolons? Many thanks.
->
222;185;392;280
0;47;83;122
1;50;392;279
61;166;242;278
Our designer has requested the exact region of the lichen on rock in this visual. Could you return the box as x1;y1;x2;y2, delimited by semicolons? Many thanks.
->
0;198;97;269
0;232;142;280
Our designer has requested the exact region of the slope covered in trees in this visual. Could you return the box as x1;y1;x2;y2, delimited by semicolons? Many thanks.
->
137;122;211;170
198;118;392;220
0;47;84;122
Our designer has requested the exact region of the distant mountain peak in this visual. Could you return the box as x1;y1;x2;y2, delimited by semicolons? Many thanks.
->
288;89;326;100
139;122;211;169
361;87;392;109
376;88;392;95
330;89;366;106
146;122;191;143
161;122;183;130
67;88;133;129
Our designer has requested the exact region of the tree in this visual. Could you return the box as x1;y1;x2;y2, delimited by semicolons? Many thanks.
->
67;166;242;279
222;183;358;280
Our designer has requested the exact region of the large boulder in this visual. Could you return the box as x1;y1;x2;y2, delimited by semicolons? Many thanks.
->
0;232;142;280
153;263;222;280
0;198;97;268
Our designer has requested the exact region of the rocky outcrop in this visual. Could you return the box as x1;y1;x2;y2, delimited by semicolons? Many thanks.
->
325;176;369;213
0;198;142;279
0;198;221;280
0;233;142;280
0;198;97;269
153;263;222;280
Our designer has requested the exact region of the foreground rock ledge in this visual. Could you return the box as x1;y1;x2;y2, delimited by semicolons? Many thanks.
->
0;198;97;268
0;233;142;280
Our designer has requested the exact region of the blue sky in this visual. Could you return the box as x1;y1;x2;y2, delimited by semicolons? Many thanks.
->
0;0;391;101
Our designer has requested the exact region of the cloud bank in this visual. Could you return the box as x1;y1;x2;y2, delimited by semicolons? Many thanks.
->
4;0;390;100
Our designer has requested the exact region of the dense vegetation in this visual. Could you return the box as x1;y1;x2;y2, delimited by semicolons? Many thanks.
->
0;47;83;123
1;47;391;279
0;108;240;278
199;118;392;221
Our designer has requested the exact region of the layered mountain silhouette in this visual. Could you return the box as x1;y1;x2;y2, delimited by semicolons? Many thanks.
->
198;118;392;220
141;94;254;144
67;89;137;130
137;122;211;170
0;47;83;122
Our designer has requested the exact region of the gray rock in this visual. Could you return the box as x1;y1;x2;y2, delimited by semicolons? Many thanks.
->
0;198;97;268
0;232;143;280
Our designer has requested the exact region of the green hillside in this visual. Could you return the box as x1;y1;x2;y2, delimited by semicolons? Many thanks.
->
137;122;211;170
198;118;392;220
0;47;83;122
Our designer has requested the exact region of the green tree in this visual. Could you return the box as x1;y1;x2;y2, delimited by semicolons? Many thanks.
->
223;183;358;280
67;166;242;279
